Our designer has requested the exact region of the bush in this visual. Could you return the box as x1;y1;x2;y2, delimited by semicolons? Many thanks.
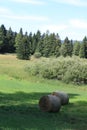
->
40;66;54;79
34;52;41;58
63;62;87;84
25;57;87;84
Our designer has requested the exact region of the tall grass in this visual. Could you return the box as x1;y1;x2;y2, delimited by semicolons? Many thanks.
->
0;54;31;80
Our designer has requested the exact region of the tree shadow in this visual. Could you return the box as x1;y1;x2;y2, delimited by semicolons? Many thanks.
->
68;93;79;98
0;92;86;130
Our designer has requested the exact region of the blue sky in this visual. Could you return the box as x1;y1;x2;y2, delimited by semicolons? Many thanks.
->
0;0;87;40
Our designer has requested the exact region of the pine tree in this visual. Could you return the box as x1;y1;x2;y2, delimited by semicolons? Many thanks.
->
83;36;87;58
21;33;31;60
61;37;73;57
70;40;73;56
49;33;57;56
6;27;16;53
34;30;41;52
15;29;31;60
73;41;80;56
79;36;87;58
15;28;23;59
37;32;61;57
54;33;61;57
36;34;44;56
42;32;50;57
60;43;66;57
30;30;41;55
0;24;7;53
79;43;85;58
28;32;33;55
31;33;39;55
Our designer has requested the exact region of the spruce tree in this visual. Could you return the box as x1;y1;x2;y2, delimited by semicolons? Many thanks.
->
21;33;31;60
83;36;87;58
15;28;23;59
73;41;80;56
28;32;33;55
0;24;7;53
15;29;31;60
42;32;50;57
47;33;55;56
54;33;61;57
79;36;87;58
79;43;85;58
61;37;73;57
6;27;16;53
37;36;44;56
32;34;37;55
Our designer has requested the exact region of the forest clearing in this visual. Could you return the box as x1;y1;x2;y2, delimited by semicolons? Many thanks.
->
0;54;87;130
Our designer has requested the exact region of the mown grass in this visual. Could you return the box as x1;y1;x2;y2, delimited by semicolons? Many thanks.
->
0;54;87;130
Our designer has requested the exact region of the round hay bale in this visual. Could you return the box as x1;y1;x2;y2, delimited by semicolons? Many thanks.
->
39;95;61;112
52;91;69;105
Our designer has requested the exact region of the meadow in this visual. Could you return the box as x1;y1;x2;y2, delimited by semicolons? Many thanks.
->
0;54;87;130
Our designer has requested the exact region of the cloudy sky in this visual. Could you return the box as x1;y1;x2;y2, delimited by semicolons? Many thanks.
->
0;0;87;40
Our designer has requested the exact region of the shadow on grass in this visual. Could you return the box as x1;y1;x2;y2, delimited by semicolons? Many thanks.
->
0;92;87;130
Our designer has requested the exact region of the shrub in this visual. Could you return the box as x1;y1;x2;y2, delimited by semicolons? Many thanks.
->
34;52;41;58
25;57;87;84
63;62;87;84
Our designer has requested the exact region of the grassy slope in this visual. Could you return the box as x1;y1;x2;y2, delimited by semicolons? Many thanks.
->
0;54;87;130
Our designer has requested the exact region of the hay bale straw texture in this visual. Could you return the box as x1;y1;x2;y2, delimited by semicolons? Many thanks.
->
39;95;61;112
52;91;69;105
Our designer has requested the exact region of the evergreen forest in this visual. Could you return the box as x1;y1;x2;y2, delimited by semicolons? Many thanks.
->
0;24;87;60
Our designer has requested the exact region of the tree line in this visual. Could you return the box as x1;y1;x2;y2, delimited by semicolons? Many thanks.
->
0;24;87;59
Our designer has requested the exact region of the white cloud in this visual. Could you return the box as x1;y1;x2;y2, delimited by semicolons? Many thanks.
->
0;14;48;22
53;0;87;7
70;19;87;29
10;0;45;5
0;7;11;14
40;24;67;33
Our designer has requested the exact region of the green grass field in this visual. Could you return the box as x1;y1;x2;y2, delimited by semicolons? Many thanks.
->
0;54;87;130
